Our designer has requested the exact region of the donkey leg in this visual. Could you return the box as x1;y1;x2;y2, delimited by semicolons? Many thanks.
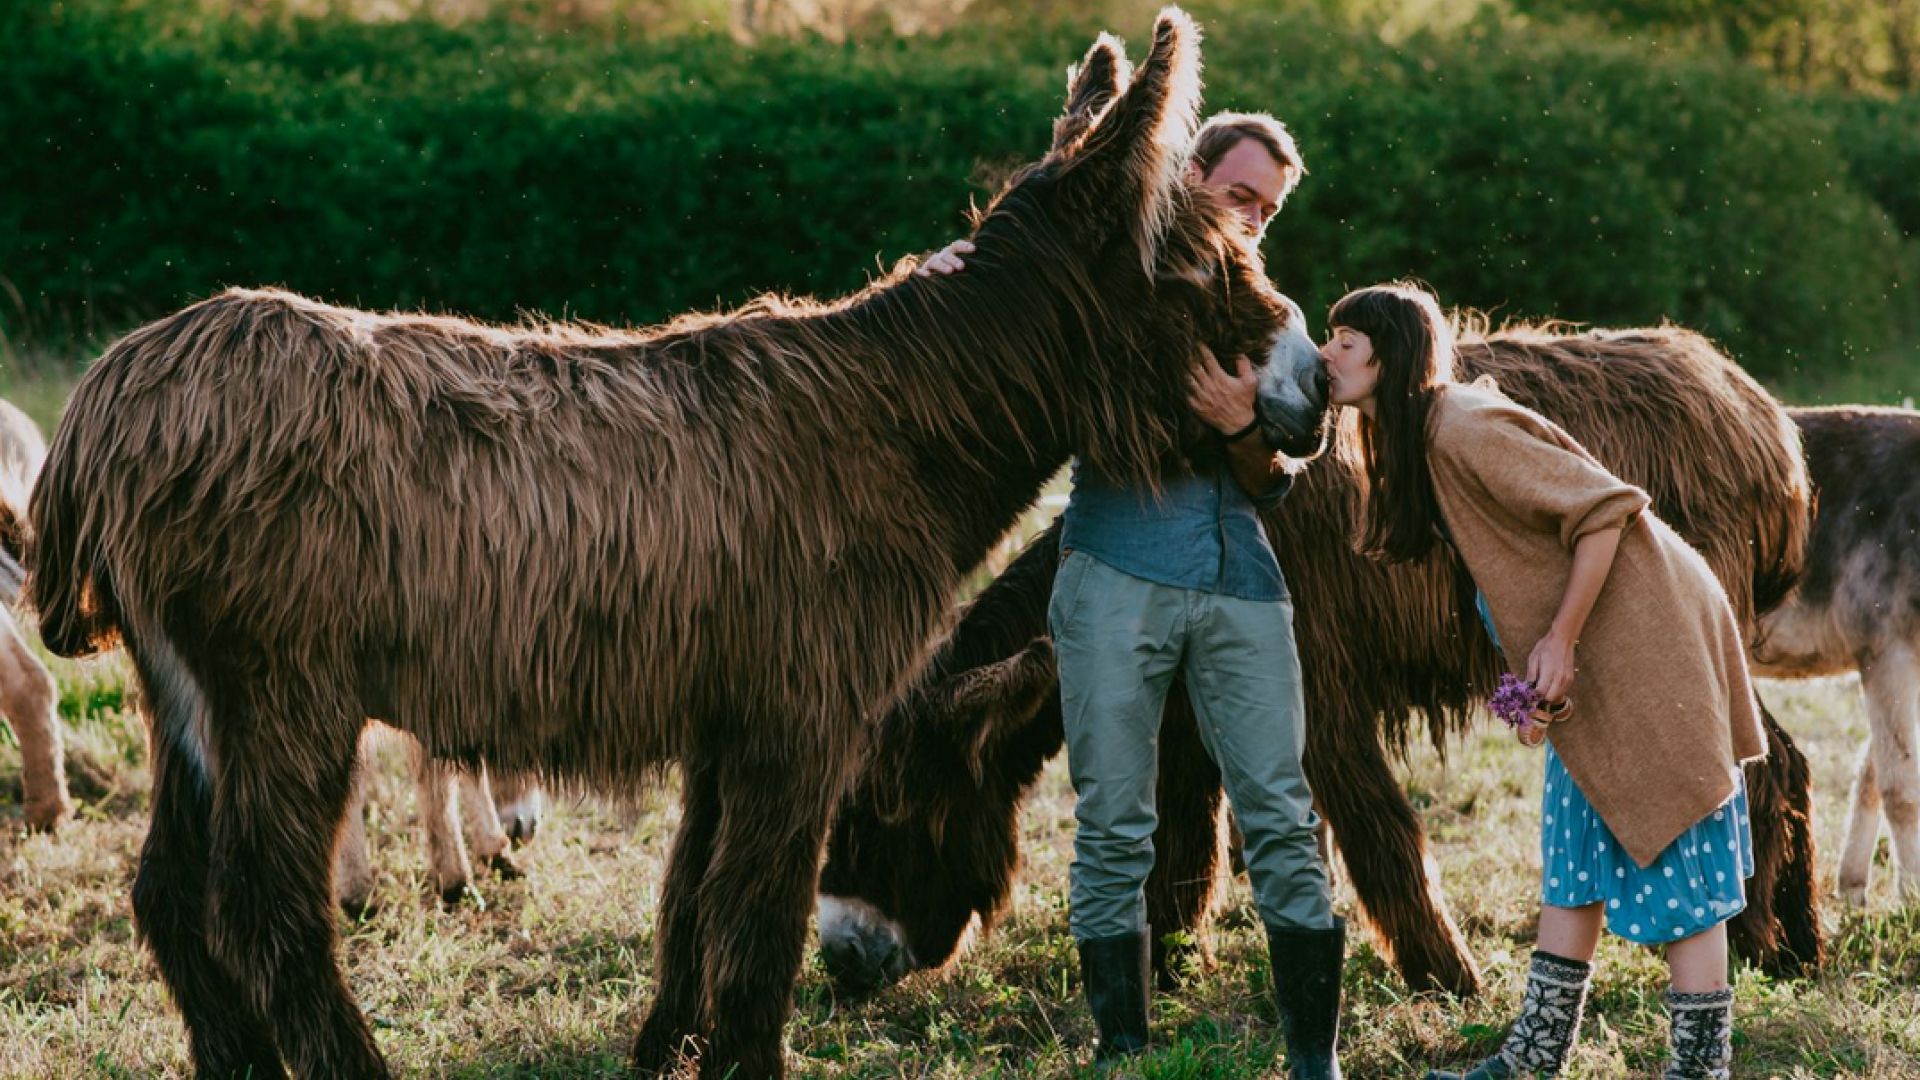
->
1310;720;1481;997
1733;704;1822;977
333;730;378;919
461;763;521;879
1838;746;1882;906
130;652;284;1078
1861;648;1920;903
493;771;545;846
203;675;388;1079
0;610;73;831
1145;687;1226;989
633;759;722;1075
409;739;477;906
693;745;844;1080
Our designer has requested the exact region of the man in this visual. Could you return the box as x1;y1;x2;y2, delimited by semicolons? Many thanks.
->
919;112;1344;1079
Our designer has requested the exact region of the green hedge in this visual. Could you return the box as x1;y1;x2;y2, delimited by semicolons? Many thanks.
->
1814;93;1920;241
3;0;1915;375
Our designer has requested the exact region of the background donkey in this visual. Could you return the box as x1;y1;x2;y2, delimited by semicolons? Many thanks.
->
27;12;1331;1078
1753;406;1920;906
818;323;1821;999
0;398;72;833
333;725;543;913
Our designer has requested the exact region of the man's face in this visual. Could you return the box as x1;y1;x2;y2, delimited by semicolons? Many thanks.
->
1188;137;1293;236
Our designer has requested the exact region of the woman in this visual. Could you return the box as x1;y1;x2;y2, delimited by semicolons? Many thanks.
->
1320;283;1759;1080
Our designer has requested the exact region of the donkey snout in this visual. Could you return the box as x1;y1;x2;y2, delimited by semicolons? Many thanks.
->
816;896;910;995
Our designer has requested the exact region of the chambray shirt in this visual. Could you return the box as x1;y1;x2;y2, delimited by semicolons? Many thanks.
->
1059;458;1292;602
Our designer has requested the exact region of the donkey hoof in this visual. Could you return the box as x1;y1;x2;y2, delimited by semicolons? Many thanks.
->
24;796;75;833
632;1027;702;1077
339;892;381;921
439;882;485;911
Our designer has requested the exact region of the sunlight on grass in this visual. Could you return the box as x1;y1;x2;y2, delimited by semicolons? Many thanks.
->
4;662;1919;1075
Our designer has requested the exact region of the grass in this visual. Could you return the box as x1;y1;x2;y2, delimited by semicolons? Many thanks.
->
4;663;1920;1077
3;348;1920;1078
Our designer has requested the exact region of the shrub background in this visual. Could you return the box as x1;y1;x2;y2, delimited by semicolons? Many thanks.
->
4;0;1918;378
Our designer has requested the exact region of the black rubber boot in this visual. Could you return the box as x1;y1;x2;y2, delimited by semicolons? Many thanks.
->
1267;918;1346;1080
1078;929;1150;1062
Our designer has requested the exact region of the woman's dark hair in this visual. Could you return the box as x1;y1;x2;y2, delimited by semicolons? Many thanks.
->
1327;282;1455;562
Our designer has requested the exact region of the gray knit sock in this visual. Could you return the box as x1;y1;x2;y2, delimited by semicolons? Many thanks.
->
1664;988;1734;1080
1424;950;1591;1080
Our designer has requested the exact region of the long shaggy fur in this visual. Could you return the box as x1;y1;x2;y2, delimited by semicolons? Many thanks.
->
820;322;1822;998
27;12;1307;1078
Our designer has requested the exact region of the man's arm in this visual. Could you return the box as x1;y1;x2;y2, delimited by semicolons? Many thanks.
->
1187;346;1291;502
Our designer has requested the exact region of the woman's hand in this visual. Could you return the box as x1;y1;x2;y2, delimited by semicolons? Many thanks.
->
1186;344;1259;435
1527;631;1577;703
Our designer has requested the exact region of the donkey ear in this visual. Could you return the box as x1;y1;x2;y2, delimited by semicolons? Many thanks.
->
1062;7;1204;270
951;637;1058;782
1051;34;1130;153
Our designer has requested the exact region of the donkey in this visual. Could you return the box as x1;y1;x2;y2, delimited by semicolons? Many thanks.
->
0;398;71;832
333;725;544;913
818;323;1822;999
27;13;1332;1078
1753;406;1920;906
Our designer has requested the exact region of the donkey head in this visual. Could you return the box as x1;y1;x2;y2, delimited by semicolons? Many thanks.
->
816;525;1067;995
957;9;1330;481
817;634;1062;995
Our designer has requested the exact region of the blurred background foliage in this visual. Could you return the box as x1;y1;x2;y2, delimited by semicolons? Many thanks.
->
3;0;1917;386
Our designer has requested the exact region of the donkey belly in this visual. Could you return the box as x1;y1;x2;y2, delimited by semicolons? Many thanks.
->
1752;595;1856;677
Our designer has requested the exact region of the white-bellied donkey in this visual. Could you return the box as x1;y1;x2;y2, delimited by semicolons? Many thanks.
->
1755;406;1920;905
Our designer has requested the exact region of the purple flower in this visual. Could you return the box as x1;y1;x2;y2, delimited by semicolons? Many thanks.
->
1490;673;1542;732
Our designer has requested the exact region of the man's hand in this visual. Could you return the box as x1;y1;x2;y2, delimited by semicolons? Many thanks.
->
1185;344;1259;436
914;239;975;277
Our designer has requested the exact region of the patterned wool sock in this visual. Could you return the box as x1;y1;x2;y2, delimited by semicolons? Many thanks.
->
1663;987;1734;1080
1424;950;1592;1080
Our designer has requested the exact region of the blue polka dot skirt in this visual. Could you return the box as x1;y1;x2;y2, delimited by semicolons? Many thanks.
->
1476;591;1755;944
1540;744;1754;944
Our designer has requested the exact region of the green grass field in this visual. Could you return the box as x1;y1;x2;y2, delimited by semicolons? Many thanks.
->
3;668;1917;1077
2;355;1918;1078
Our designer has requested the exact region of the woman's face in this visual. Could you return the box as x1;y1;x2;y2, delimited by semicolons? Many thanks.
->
1320;326;1380;408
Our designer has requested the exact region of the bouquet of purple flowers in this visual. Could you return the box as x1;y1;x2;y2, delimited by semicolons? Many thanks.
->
1490;673;1573;747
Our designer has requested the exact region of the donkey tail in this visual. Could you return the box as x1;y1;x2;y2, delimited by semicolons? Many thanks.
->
27;332;148;658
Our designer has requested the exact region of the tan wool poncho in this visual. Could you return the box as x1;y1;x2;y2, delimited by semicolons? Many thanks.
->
1427;380;1766;867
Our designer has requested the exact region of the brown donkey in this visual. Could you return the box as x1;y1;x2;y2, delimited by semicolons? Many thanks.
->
819;323;1822;999
27;12;1332;1078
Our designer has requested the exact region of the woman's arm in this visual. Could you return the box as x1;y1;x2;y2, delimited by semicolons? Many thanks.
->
1530;525;1624;701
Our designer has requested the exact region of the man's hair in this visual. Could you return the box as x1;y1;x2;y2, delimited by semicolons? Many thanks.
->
1189;112;1306;199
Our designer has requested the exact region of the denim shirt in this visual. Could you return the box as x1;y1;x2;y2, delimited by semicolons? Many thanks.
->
1059;458;1292;602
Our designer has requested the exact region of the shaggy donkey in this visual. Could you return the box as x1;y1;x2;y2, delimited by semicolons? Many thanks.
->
0;398;72;832
333;726;543;913
1753;406;1920;906
28;13;1332;1078
819;324;1822;998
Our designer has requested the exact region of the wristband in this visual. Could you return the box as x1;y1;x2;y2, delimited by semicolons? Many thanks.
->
1225;417;1262;443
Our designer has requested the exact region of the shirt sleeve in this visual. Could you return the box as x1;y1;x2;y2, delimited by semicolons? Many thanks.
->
1436;402;1649;550
1249;470;1295;510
